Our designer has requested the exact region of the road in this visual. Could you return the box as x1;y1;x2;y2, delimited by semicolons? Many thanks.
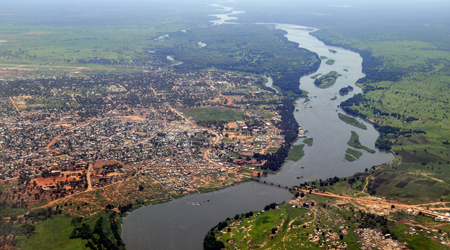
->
219;92;232;105
86;163;93;191
9;97;26;119
297;187;450;220
45;118;100;154
168;105;224;169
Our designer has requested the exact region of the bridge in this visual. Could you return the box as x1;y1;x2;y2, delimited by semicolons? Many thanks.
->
251;178;293;189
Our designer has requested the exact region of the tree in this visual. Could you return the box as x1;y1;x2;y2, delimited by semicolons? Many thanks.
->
203;231;225;250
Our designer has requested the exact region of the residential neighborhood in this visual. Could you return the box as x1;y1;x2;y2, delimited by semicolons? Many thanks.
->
0;70;291;211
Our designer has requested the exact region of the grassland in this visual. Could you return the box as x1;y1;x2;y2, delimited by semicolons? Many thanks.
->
313;71;339;89
180;107;245;122
368;161;450;204
338;113;367;130
314;30;450;158
303;138;313;146
0;13;212;77
18;216;87;250
214;203;316;249
286;144;305;162
344;154;356;161
210;195;450;250
348;131;376;154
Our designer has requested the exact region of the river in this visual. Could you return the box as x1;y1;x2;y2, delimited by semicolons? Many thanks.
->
208;5;245;25
121;21;395;250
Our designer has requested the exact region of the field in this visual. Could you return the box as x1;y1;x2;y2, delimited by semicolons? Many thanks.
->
368;162;450;204
347;131;376;154
338;113;367;130
0;8;214;77
18;216;87;250
180;107;245;122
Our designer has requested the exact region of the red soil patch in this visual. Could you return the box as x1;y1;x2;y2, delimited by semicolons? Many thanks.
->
121;115;146;121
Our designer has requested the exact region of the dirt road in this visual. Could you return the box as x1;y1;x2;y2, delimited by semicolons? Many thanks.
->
297;187;450;220
168;105;224;169
86;163;93;191
10;97;25;119
219;92;232;105
45;118;99;154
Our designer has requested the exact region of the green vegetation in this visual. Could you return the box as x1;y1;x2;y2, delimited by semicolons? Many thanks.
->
0;24;198;76
303;138;313;146
338;113;367;130
345;154;356;161
286;144;305;162
346;148;363;159
158;25;320;97
19;216;87;250
7;1;450;249
338;85;354;96
180;107;244;122
325;59;335;65
208;197;450;250
262;76;269;84
313;71;339;89
0;3;215;76
348;131;376;153
367;162;450;204
319;56;328;60
310;73;321;79
212;203;313;249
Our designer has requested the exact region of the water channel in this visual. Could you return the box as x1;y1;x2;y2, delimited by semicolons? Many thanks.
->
209;5;245;25
122;15;395;250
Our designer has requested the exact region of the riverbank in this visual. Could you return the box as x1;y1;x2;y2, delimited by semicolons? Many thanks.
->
121;23;394;250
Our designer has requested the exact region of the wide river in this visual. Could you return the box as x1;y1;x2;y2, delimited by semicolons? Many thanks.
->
121;23;395;250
